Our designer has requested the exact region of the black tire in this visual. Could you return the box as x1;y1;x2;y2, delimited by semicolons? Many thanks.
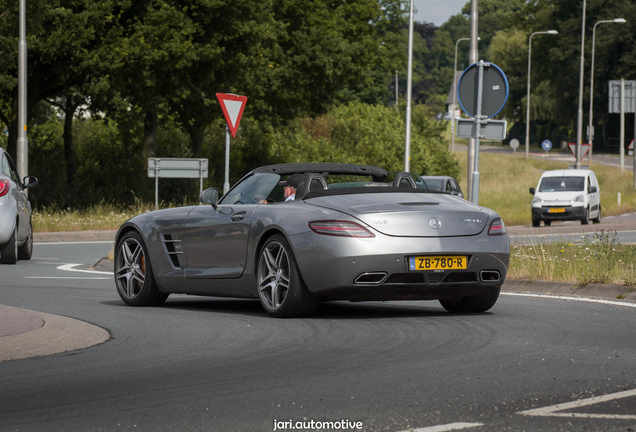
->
544;220;551;227
439;287;500;313
0;224;18;264
532;219;540;227
593;205;601;224
581;207;589;225
256;234;320;318
18;220;33;260
114;231;168;306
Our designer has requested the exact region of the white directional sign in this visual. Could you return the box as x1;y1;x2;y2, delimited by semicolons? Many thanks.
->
216;93;248;137
148;158;209;210
609;80;636;113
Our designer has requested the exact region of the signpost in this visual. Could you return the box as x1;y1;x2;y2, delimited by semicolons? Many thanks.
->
148;158;209;210
609;80;636;172
541;139;552;153
216;93;247;194
456;60;509;205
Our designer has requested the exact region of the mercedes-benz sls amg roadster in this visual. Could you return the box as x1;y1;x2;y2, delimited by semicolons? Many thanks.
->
114;163;510;317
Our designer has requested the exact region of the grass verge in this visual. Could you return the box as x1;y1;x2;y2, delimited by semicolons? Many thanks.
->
509;230;636;287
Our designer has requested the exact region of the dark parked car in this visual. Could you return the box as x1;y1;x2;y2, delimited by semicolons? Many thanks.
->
114;164;509;317
421;175;464;198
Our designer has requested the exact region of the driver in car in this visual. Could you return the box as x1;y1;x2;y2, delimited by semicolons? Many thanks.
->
284;174;306;201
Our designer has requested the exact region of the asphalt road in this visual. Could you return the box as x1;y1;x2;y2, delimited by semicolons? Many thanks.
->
1;242;636;432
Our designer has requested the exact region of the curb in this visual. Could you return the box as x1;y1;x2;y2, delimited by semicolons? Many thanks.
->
502;279;636;303
34;230;117;243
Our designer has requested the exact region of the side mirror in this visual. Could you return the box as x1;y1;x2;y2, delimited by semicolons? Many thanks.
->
199;187;219;208
590;186;597;193
22;176;38;189
529;187;536;195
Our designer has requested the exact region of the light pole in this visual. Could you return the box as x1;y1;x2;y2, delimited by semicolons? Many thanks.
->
588;18;626;164
575;0;587;169
451;37;479;152
525;30;558;159
17;0;28;185
404;0;414;172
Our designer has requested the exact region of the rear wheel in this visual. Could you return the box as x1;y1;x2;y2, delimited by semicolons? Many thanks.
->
439;287;500;313
114;231;168;306
544;220;551;227
593;205;601;224
532;219;540;227
257;234;320;318
0;224;18;264
581;207;590;225
18;220;33;260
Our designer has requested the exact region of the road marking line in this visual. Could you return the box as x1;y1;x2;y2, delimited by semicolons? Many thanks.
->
24;277;111;280
397;423;483;432
57;263;112;275
502;292;636;308
518;388;636;420
34;241;113;245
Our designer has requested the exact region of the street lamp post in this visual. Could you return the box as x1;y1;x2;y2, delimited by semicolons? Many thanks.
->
451;37;479;152
17;0;28;185
588;18;626;164
525;30;558;159
575;0;587;169
404;0;414;172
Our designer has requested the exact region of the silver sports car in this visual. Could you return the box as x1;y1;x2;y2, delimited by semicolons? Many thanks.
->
114;163;510;317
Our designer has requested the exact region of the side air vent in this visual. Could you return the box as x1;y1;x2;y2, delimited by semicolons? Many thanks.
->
162;234;183;268
399;202;439;206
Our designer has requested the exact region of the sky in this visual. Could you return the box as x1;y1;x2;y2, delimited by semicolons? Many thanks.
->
413;0;468;26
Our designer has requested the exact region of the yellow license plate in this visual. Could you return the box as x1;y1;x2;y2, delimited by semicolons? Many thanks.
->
548;208;565;213
409;256;467;271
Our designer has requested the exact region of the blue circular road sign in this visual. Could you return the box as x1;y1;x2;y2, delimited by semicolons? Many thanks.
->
541;140;552;151
457;62;509;119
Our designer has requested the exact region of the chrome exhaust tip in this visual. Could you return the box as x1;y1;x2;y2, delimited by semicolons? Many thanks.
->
480;270;500;282
354;272;388;285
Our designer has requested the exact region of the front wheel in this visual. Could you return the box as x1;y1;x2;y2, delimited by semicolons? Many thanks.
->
0;224;18;264
114;231;168;306
439;287;500;313
581;207;590;225
257;234;320;318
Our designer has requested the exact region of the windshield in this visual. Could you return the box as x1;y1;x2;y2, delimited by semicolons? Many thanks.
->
423;179;443;191
538;176;585;192
220;173;281;204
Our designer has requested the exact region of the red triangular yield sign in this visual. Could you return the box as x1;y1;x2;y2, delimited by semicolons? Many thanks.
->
216;93;247;138
568;143;591;160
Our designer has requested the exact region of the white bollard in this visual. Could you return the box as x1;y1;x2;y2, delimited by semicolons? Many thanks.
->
618;192;621;205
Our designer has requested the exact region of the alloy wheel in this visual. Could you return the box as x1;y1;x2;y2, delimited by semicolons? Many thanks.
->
116;237;147;299
258;241;291;310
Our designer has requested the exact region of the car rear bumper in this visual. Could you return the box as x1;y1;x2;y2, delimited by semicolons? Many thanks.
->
291;232;510;301
532;206;586;221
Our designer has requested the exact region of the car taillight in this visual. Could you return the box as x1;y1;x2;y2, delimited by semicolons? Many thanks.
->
308;220;375;238
0;179;9;197
488;218;506;236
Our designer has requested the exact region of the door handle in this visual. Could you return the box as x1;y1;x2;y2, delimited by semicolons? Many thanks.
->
231;213;246;221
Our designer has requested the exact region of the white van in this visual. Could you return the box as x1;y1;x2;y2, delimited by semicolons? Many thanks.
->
529;169;601;227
